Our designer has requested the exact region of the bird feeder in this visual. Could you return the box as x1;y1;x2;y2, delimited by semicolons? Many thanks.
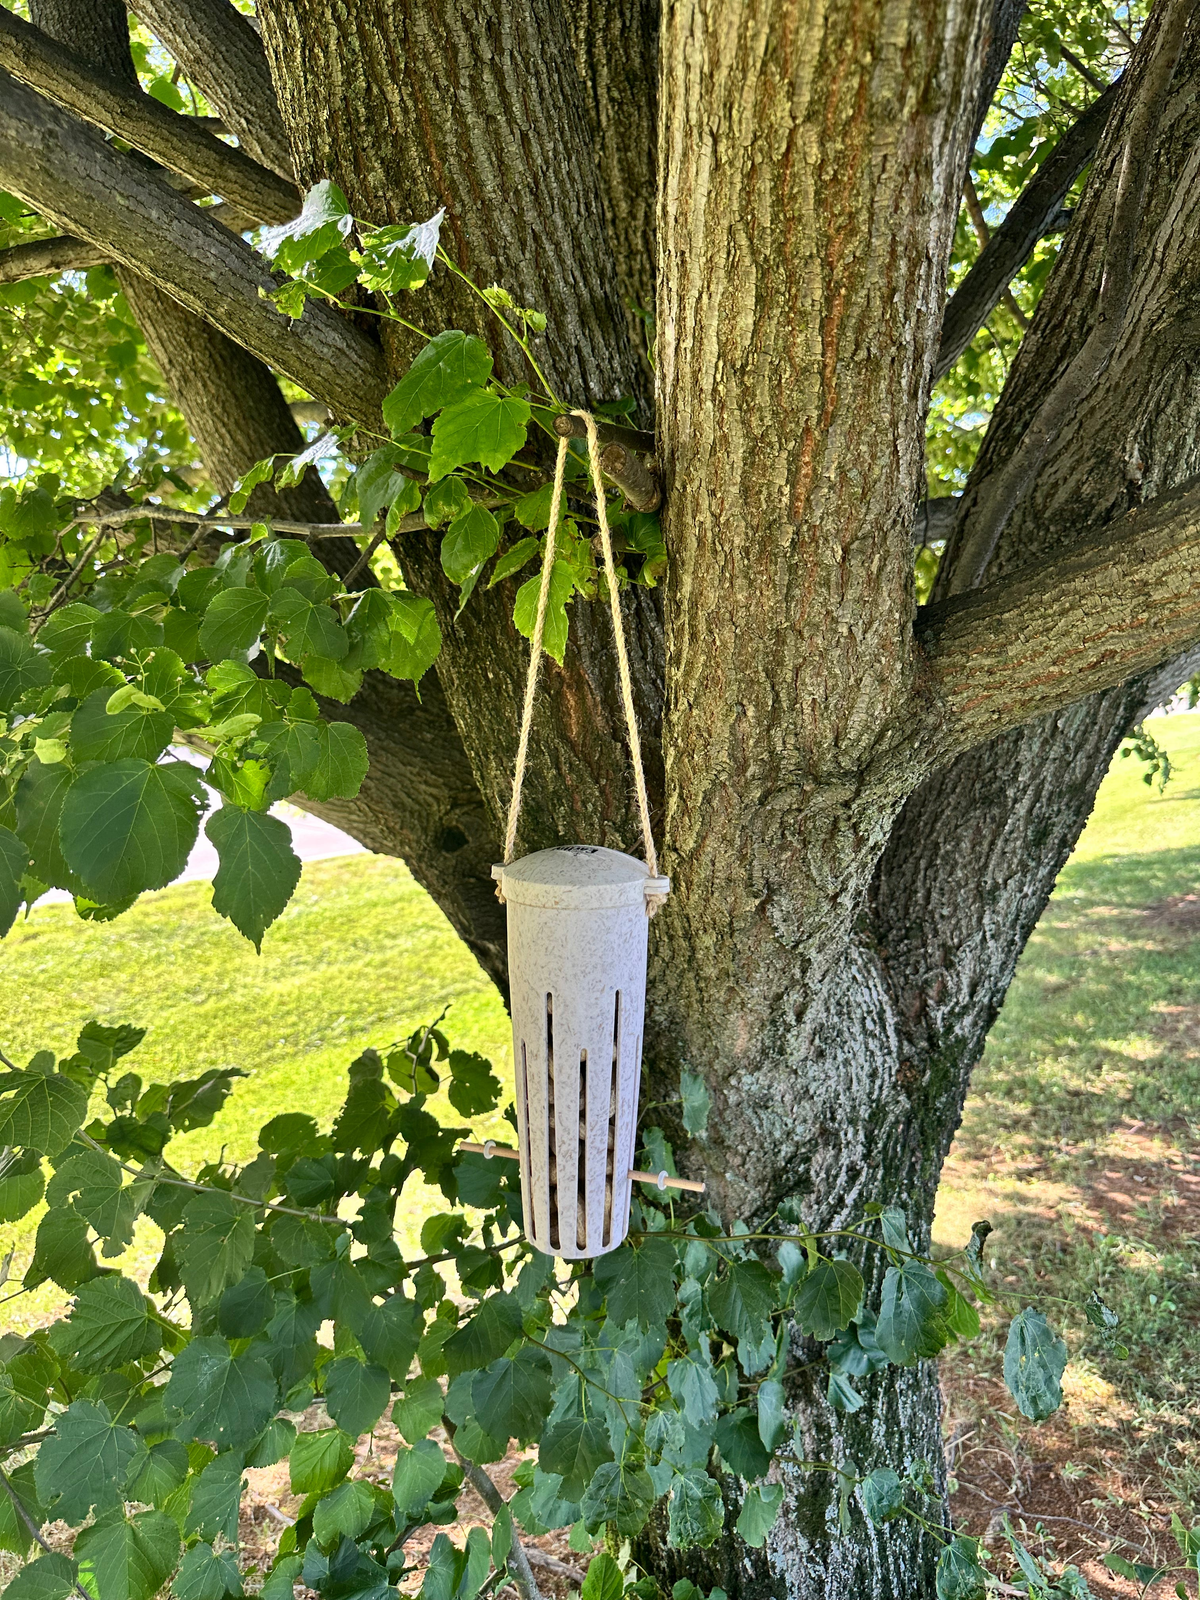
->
487;846;666;1258
457;413;705;1259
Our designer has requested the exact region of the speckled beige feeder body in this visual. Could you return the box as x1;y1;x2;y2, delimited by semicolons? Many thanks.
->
492;846;670;1259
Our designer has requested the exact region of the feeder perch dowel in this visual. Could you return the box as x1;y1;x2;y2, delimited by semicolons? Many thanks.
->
457;1140;705;1194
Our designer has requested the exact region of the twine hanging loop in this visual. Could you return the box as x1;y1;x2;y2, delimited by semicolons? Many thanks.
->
500;410;664;914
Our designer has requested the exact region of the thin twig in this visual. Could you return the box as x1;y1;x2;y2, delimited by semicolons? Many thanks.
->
0;1460;93;1600
70;505;426;539
954;1478;1128;1539
447;1436;548;1600
343;519;388;587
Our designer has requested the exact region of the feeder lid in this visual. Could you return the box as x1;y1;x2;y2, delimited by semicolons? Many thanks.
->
492;845;670;909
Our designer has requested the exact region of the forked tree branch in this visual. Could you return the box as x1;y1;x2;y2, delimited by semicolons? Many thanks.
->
126;0;293;178
944;0;1190;593
0;70;388;426
922;478;1200;759
936;75;1120;380
0;232;106;281
0;7;298;224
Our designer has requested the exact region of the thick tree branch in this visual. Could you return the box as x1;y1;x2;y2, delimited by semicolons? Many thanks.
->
921;478;1200;758
945;0;1189;591
0;8;298;225
0;232;106;281
127;0;293;178
936;76;1120;380
0;71;388;426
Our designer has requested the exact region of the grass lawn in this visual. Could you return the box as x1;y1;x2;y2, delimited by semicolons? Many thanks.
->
935;714;1200;1594
2;718;1200;1596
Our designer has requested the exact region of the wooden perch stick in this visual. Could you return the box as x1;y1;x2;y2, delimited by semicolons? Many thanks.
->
457;1141;706;1193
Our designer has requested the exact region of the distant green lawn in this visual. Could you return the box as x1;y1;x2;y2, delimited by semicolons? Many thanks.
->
1;852;511;1327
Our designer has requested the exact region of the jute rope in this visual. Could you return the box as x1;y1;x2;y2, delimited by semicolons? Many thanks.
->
501;409;663;911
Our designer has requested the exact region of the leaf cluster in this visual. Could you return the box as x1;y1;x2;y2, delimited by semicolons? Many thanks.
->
0;1019;1098;1600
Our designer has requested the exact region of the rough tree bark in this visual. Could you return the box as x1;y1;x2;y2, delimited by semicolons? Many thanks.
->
8;0;1200;1595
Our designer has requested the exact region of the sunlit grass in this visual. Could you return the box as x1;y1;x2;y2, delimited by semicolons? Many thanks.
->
1;852;512;1331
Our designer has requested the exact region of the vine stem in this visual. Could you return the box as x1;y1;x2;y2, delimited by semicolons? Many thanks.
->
0;1460;93;1600
443;1423;547;1600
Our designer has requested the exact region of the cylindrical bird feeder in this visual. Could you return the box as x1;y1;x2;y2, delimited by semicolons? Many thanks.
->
491;846;669;1259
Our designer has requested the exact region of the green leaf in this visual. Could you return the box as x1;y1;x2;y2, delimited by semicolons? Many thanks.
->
935;1536;987;1600
24;1203;99;1290
0;822;31;936
299;722;369;802
667;1356;719;1428
488;537;541;587
936;1271;981;1342
392;1375;445;1444
580;1460;656;1537
351;447;416;529
0;1148;43;1222
50;1274;160;1372
422;476;471;530
580;1552;623;1600
680;1071;710;1136
666;1470;723;1550
324;1356;391;1436
163;1335;277;1449
471;1348;553;1445
290;1427;355;1495
182;1451;248;1543
513;484;557;531
70;689;174;764
513;560;574;664
269;590;347;661
446;1051;502;1117
442;1291;522;1379
393;1437;449;1520
218;1266;273;1339
0;626;51;712
35;1399;139;1525
313;1479;377;1549
174;1191;255;1306
793;1260;864;1341
206;805;302;949
172;1541;242;1600
593;1235;677;1330
441;505;499;586
429;390;531;480
1003;1307;1067;1421
3;1552;79;1600
713;1407;770;1480
245;1417;297;1469
59;759;205;901
735;1483;783;1547
0;1460;44;1557
876;1264;949;1365
75;1510;180;1600
258;179;353;273
126;1439;189;1507
383;331;493;438
707;1260;777;1343
261;1555;303;1600
45;1146;138;1253
826;1371;866;1413
538;1417;614;1501
15;758;87;894
756;1377;786;1452
355;1292;425;1382
0;1069;87;1154
860;1467;904;1525
198;587;270;661
382;594;442;685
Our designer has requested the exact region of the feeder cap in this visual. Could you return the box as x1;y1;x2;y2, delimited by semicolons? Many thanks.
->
492;845;670;909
